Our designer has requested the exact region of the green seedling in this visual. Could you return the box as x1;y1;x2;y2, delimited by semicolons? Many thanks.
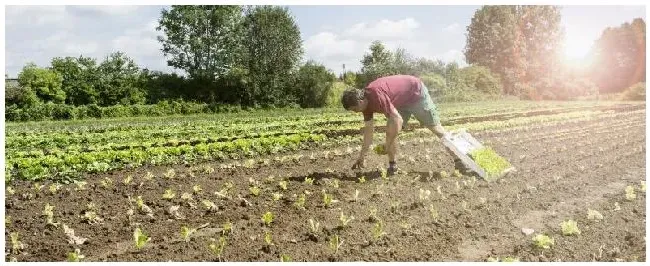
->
294;193;306;210
82;211;103;225
181;192;193;201
280;254;292;262
74;181;87;191
625;185;636;201
309;218;320;236
304;177;314;185
181;226;197;242
262;211;274;226
193;184;202;193
439;171;449;179
380;169;388;180
48;183;62;194
143;171;154;180
6;216;11;226
250;186;261;197
358;176;367;183
532;234;554;249
222;221;233;235
560;220;581;236
323;191;334;207
208;236;227;260
203;165;215;174
164;169;176;179
436;185;446;199
133;227;150;249
469;147;512;180
202;200;218;212
329;179;340;188
329;234;343;255
369;207;379;222
33;183;45;192
67;248;85;262
123;175;133;185
278;180;288;190
453;169;462;178
429;205;439;221
163;189;176;200
6;186;15;195
10;232;24;255
43;203;58;226
371;221;386;240
419;189;431;201
264;231;274;246
339;212;354;227
100;177;113;188
614;202;621;211
587;209;603;220
272;192;283;201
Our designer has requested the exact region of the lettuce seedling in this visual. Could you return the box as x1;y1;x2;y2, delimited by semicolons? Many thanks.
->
329;235;343;255
560;220;581;236
587;209;603;220
163;189;176;200
358;176;366;183
294;193;306;210
143;171;154;180
368;207;379;222
202;200;218;212
250;186;261;197
339;212;354;228
439;171;450;179
278;180;288;190
532;234;554;249
133;227;150;249
371;221;386;240
82;211;103;225
74;181;87;191
181;192;193;201
164;169;176;179
222;221;233;235
208;237;227;261
280;254;292;262
181;226;196;242
304;177;314;185
123;175;133;185
309;218;320;236
419;189;431;201
48;183;62;194
262;212;274;226
429;205;439;221
193;184;202;194
625;185;636;201
469;147;512;180
5;216;11;226
43;203;58;227
323;191;334;207
100;177;113;189
33;183;45;192
6;186;15;195
272;192;283;202
67;248;85;262
10;232;24;255
264;231;274;246
614;202;621;211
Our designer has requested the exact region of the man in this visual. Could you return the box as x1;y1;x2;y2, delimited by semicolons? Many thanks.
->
341;74;455;175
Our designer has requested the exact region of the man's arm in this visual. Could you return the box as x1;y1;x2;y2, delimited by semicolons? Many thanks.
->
358;120;374;160
385;107;403;163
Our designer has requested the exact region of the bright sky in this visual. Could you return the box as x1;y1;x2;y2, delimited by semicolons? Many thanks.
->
4;5;646;77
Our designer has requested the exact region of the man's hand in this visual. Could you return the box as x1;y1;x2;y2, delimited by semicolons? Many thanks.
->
352;157;366;169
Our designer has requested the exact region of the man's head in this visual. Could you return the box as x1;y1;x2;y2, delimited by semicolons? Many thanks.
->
341;89;367;112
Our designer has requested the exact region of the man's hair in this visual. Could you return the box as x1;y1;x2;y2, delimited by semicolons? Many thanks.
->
341;89;363;110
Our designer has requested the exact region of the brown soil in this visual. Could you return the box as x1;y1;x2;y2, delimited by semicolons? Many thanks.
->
5;109;646;262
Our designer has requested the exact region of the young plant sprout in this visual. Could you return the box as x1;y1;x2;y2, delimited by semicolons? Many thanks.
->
419;189;431;201
136;196;154;216
304;177;314;185
368;207;379;222
560;220;581;236
100;177;113;188
193;184;202;194
329;234;343;255
163;189;176;200
274;181;286;191
329;179;340;189
10;232;24;255
429;205;439;221
625;185;636;201
453;169;462;178
208;236;227;261
74;181;87;191
532;234;554;249
181;225;197;242
322;191;334;207
309;218;320;236
439;171;449;179
67;248;85;262
262;212;274;226
123;175;133;185
436;185;446;199
164;168;176;179
222;221;233;235
5;216;11;226
264;231;274;246
43;203;58;227
280;254;292;262
133;227;150;249
371;221;387;240
614;202;621;211
358;176;366;183
250;186;261;197
272;192;283;201
143;171;154;180
34;183;45;192
352;189;360;202
294;193;306;210
48;183;61;194
339;212;354;228
6;186;15;195
181;192;193;201
202;200;218;212
168;205;184;220
82;211;103;225
587;209;603;220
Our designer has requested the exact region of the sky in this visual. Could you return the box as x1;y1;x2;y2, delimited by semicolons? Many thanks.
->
4;5;647;77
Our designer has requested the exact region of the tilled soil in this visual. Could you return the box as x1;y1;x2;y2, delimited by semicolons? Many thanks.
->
4;109;646;262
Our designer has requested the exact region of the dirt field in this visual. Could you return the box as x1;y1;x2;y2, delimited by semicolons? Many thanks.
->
4;107;646;262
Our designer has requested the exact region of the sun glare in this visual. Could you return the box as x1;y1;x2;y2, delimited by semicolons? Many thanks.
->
561;36;594;68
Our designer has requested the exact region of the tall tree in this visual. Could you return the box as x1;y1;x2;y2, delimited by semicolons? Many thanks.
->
356;40;395;88
239;5;303;107
50;56;100;105
17;63;65;106
96;52;145;106
157;5;243;81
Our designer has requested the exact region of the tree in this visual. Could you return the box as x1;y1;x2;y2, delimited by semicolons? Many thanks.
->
50;56;100;105
590;18;646;93
96;52;145;106
239;5;303;107
464;6;563;97
356;40;395;88
17;63;65;106
157;5;244;81
294;61;336;108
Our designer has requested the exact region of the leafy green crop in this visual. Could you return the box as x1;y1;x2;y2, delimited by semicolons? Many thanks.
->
469;147;512;180
262;211;274;226
133;227;150;249
67;248;85;262
560;220;581;236
532;234;554;249
625;185;636;201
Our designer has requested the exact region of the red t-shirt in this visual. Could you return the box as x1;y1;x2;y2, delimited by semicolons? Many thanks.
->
363;75;423;121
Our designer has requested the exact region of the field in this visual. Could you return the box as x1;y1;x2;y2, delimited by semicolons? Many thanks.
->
4;100;647;262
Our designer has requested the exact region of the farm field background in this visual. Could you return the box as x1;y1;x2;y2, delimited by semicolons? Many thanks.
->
4;100;646;262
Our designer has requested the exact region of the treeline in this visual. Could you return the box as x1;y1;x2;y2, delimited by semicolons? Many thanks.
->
5;5;646;122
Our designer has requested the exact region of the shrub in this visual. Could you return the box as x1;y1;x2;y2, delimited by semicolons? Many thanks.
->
619;82;645;101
